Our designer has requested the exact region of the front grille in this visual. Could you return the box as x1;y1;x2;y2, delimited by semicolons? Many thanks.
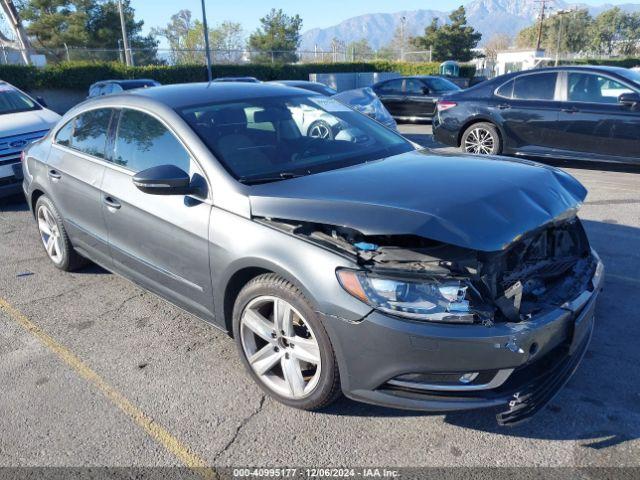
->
0;130;48;164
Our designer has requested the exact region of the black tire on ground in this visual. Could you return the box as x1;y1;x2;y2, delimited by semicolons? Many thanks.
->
34;195;88;271
307;120;335;140
461;122;502;155
232;273;342;410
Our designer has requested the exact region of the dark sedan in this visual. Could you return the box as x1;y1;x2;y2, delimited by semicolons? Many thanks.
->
372;76;461;122
433;66;640;163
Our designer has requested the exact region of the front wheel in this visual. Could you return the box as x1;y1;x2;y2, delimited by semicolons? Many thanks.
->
461;122;502;155
232;274;341;410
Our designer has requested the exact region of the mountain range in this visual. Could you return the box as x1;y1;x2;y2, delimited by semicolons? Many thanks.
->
300;0;640;50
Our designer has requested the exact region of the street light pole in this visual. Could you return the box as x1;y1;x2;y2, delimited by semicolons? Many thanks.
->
400;16;406;61
118;0;132;66
201;0;213;82
555;9;570;66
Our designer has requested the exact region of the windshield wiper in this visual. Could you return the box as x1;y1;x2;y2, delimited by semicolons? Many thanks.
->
238;171;310;185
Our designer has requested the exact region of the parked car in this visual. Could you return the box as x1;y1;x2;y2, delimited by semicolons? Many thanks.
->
332;87;398;130
270;81;396;131
212;77;260;83
268;80;337;96
433;66;640;163
88;79;161;98
0;81;60;198
372;75;461;122
23;82;603;425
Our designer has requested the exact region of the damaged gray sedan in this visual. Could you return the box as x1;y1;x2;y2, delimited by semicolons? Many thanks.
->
22;83;603;425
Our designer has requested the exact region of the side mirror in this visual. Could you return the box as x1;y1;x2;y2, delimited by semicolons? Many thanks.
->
36;96;48;108
132;164;198;196
619;92;640;108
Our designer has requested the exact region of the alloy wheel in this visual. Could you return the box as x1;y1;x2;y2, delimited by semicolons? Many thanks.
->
240;295;322;399
464;127;495;154
37;205;63;264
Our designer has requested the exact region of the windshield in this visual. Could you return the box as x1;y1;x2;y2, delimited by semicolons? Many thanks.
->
617;69;640;87
178;94;413;184
0;85;40;115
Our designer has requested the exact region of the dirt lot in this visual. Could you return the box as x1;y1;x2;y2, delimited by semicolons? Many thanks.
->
1;126;639;474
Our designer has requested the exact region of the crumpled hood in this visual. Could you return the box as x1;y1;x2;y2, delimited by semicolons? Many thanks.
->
0;109;60;138
249;150;587;252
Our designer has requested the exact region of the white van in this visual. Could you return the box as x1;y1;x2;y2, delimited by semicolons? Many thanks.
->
0;81;60;198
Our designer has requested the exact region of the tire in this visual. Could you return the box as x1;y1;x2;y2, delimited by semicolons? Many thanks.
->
35;195;87;271
232;273;341;410
461;122;502;155
307;120;335;140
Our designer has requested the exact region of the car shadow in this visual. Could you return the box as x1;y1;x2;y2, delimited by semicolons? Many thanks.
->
324;220;640;449
0;194;30;212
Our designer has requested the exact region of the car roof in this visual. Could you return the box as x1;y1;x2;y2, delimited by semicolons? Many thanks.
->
93;79;157;86
119;82;312;108
507;65;632;76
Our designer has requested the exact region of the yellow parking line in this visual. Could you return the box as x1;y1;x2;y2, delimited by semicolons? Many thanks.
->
0;298;216;480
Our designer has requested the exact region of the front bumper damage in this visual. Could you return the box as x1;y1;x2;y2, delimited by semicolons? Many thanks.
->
323;254;601;425
259;214;602;425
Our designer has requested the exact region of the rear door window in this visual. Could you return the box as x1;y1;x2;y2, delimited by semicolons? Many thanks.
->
405;79;426;95
55;109;113;159
112;109;191;173
376;79;404;95
512;73;558;101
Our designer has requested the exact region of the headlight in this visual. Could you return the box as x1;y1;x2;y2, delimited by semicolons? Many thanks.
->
336;269;475;323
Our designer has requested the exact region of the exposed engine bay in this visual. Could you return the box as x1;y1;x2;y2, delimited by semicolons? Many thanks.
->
257;215;597;325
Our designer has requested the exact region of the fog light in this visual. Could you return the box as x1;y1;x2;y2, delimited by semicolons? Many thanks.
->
458;372;479;384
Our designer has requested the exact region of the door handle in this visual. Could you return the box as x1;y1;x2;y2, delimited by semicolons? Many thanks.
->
48;169;61;180
497;104;511;110
103;196;121;210
561;107;579;113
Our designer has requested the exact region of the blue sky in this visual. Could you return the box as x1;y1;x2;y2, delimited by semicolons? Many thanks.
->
136;0;632;42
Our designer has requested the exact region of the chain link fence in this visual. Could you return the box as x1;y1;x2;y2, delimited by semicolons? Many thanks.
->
0;46;434;66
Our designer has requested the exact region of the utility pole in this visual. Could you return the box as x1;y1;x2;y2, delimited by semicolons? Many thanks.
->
400;16;407;61
118;0;132;66
554;9;570;66
201;0;213;82
534;0;549;51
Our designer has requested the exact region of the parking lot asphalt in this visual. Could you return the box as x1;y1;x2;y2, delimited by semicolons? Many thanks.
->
1;125;639;471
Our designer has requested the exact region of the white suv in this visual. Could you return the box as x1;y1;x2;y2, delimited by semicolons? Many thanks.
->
0;81;60;198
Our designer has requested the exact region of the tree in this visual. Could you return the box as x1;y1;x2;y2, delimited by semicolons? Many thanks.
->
87;0;158;64
345;38;374;61
210;21;244;63
589;8;640;56
18;0;158;63
483;34;512;63
153;11;244;64
410;7;481;62
516;9;591;55
248;8;303;63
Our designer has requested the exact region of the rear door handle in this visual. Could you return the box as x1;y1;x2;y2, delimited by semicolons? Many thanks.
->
561;107;579;113
48;169;61;180
103;196;121;210
497;104;511;110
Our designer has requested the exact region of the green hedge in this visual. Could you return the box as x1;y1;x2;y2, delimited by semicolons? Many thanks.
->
0;60;475;91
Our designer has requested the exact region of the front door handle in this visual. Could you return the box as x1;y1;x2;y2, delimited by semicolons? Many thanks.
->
48;169;61;180
103;196;121;210
497;104;511;110
561;106;579;113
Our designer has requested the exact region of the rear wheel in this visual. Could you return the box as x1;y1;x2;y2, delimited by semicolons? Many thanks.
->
461;122;502;155
35;196;87;271
232;274;341;410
